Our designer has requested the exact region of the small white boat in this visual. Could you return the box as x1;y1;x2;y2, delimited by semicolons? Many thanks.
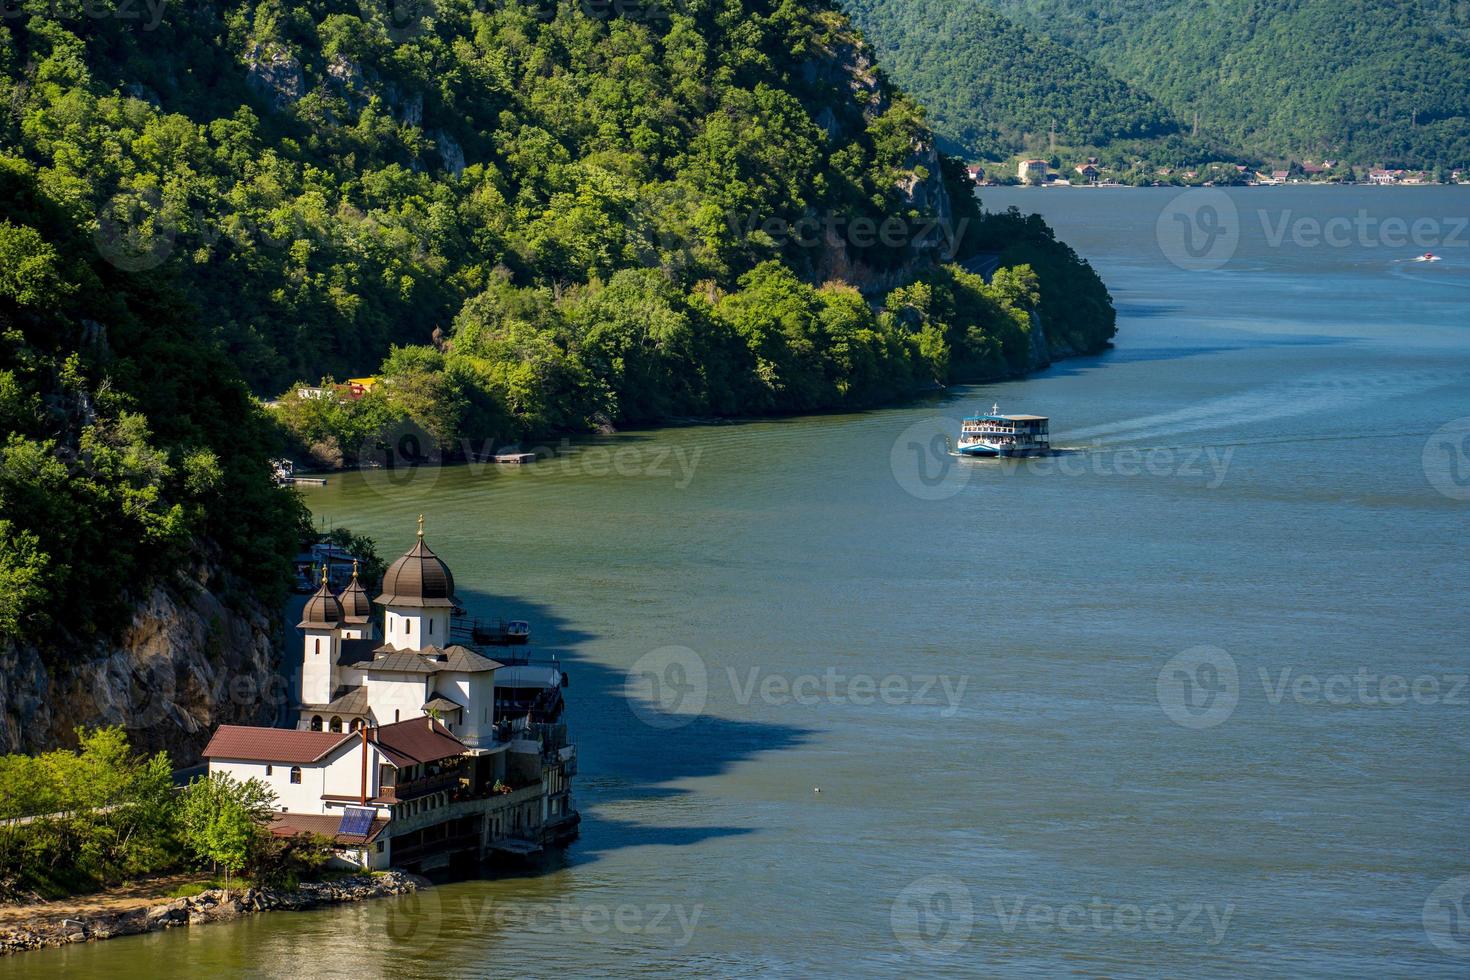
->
1414;252;1441;262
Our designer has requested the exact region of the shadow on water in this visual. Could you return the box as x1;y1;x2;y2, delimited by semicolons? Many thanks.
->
454;588;813;867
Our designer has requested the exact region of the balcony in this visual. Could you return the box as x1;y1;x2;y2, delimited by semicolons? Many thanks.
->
381;771;464;803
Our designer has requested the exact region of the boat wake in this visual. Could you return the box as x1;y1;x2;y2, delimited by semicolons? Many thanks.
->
1054;370;1455;446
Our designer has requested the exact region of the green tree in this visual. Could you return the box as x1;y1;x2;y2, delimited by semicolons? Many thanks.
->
180;773;276;892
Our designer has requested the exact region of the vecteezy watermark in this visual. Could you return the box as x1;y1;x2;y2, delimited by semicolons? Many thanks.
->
1156;646;1240;730
90;659;293;731
356;416;444;497
1158;646;1469;729
726;667;969;718
481;0;677;23
890;417;972;501
475;896;703;947
625;646;709;729
990;895;1234;945
2;0;167;30
1423;417;1470;501
890;877;1234;956
889;418;1236;500
93;190;177;273
494;439;702;489
1424;876;1470;957
728;211;970;262
1156;188;1241;271
891;875;974;955
384;887;704;953
1005;444;1233;488
1257;210;1469;250
624;647;971;727
1257;668;1469;708
345;433;703;499
92;193;297;273
359;0;434;43
1157;187;1470;271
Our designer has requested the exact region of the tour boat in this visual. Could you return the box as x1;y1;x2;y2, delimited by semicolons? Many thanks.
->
956;405;1051;457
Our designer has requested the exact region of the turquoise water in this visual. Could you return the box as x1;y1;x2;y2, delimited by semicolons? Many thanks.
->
14;186;1470;977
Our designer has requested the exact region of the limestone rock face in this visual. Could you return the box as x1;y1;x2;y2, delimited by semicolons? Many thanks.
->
796;37;966;294
244;40;305;109
0;562;283;763
434;130;467;177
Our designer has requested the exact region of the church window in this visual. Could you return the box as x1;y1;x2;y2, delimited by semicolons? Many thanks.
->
290;766;302;784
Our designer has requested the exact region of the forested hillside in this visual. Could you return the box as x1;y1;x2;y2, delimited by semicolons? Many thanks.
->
0;1;1115;679
978;0;1470;167
842;0;1183;159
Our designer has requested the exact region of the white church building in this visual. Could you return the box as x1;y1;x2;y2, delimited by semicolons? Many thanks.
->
201;518;579;872
297;516;502;747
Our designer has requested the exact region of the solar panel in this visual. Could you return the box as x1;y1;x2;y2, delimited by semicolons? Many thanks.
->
337;806;376;837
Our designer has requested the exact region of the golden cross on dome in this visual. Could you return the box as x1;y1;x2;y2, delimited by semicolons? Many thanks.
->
351;558;359;579
417;514;425;539
320;563;329;586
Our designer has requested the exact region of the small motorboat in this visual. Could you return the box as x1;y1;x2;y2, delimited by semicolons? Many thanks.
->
1414;252;1441;262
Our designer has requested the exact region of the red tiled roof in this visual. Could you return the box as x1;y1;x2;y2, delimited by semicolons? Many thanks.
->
203;725;354;764
269;810;388;844
370;717;466;768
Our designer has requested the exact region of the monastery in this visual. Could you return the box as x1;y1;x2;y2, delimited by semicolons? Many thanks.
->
203;518;578;872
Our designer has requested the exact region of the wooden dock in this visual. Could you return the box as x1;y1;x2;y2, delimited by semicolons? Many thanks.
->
493;452;536;465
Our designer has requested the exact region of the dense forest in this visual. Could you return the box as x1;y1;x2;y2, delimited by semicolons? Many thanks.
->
841;0;1192;160
870;0;1470;166
0;0;1115;649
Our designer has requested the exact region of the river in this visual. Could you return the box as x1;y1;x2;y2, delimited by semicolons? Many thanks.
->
13;186;1470;977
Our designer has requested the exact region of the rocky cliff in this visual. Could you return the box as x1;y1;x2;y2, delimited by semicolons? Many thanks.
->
0;560;285;763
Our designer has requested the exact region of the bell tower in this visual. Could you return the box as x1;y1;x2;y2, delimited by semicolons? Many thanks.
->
298;565;344;706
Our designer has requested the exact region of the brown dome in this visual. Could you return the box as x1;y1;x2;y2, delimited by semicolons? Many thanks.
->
340;561;373;623
298;569;344;629
377;518;456;609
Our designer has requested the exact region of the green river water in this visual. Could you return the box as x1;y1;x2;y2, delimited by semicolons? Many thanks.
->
12;186;1470;977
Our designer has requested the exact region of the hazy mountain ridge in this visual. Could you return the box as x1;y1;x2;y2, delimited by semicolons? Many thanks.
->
846;0;1470;167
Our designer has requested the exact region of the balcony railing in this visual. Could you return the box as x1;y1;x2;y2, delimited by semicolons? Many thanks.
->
383;771;463;802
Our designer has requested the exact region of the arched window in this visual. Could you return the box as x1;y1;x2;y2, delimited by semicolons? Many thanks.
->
428;619;433;636
395;709;400;722
330;716;343;733
310;715;323;731
350;718;363;732
290;766;302;784
314;638;320;654
406;619;412;635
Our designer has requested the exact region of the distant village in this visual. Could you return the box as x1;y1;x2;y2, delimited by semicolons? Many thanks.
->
974;158;1466;188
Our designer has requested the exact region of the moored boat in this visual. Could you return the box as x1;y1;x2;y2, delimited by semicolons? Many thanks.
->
957;405;1051;457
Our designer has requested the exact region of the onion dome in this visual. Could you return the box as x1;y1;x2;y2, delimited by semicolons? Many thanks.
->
376;516;457;609
340;560;373;624
297;565;344;629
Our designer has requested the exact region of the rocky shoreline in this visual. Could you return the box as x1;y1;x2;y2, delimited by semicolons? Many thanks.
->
0;871;424;956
